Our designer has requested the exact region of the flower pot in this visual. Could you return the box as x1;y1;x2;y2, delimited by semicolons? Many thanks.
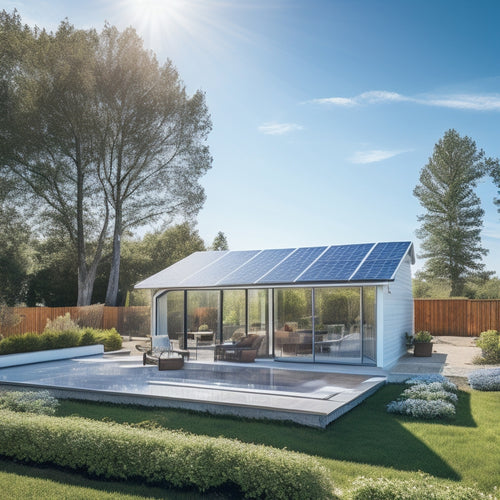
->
413;342;433;357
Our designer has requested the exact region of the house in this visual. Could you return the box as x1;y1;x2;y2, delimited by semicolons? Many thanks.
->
135;241;415;370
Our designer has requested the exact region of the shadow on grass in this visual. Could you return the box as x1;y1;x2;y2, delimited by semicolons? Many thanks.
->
56;384;477;482
0;458;236;500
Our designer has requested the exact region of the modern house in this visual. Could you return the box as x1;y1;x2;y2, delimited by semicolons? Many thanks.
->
135;241;415;370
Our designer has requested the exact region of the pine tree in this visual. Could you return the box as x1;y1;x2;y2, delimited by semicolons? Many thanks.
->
413;129;491;297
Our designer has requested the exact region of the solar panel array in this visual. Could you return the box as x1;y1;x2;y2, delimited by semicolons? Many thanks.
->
135;242;413;289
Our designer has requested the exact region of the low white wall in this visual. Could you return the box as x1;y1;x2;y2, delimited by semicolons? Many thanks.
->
0;345;104;368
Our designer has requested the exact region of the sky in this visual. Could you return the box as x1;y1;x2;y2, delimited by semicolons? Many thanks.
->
5;0;500;276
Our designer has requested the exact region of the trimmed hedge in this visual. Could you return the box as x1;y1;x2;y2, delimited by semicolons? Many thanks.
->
0;410;335;499
350;476;488;499
0;328;122;355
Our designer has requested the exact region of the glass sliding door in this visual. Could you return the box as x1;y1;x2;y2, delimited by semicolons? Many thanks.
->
362;287;377;364
314;287;362;363
222;290;246;343
274;288;313;360
248;289;269;357
186;290;220;345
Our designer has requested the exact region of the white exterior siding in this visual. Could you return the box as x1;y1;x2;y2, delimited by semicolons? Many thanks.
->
378;256;414;369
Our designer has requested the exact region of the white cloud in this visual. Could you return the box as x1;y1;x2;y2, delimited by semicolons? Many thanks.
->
258;122;303;135
310;90;500;111
349;149;409;164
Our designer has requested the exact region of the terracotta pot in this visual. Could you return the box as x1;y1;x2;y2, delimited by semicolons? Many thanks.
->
413;342;433;357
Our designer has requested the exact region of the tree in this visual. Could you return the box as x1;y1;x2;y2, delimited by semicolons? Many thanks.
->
0;13;212;306
413;129;492;296
0;13;109;305
211;231;229;251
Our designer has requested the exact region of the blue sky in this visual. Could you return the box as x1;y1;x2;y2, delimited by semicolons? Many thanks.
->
7;0;500;275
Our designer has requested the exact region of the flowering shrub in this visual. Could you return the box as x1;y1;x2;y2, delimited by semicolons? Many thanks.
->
475;330;500;364
350;475;491;500
387;398;456;419
468;368;500;391
401;385;458;404
388;375;458;419
0;390;59;415
406;375;457;392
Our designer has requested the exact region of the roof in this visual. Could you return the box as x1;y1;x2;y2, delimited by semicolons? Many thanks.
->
135;241;415;290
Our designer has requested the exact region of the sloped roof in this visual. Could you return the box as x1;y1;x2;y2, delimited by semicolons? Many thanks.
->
135;241;415;290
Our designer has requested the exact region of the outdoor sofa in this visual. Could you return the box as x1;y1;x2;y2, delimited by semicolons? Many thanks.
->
214;333;264;362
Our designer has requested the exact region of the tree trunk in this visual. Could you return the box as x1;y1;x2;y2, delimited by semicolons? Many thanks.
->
105;209;122;306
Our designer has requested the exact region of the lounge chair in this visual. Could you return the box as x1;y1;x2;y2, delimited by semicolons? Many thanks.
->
214;334;264;362
138;335;190;365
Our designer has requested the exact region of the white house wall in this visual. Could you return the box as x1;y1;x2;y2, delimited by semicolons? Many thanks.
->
380;255;414;369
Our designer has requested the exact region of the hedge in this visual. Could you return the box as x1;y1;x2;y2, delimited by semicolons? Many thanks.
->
0;410;335;499
0;328;122;355
349;476;488;500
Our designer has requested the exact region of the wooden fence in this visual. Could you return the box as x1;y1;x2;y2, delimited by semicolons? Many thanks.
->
2;300;499;338
414;299;500;337
0;305;151;337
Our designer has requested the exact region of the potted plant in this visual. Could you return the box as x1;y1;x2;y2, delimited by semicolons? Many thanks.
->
413;330;433;357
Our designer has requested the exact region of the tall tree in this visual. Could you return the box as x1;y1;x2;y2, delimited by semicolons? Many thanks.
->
0;12;212;306
413;129;491;296
211;231;229;251
0;13;108;305
96;26;212;306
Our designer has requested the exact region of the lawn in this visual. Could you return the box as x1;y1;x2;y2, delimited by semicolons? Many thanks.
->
1;382;499;498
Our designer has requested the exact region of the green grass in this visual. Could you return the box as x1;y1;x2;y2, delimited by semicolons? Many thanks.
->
2;382;499;498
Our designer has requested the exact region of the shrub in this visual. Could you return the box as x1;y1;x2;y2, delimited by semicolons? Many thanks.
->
0;409;336;499
387;398;456;419
468;368;500;391
0;390;59;415
350;475;489;500
94;328;122;351
44;313;79;332
401;385;458;405
475;330;500;364
405;376;457;392
0;332;43;354
413;330;433;343
79;328;97;346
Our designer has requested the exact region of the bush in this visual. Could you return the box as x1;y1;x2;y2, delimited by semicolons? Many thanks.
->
78;328;97;346
405;376;457;392
0;409;335;499
44;313;79;332
94;328;122;351
468;368;500;391
0;390;59;415
0;332;43;354
475;330;500;364
387;398;456;419
413;330;433;343
350;475;489;500
401;385;458;405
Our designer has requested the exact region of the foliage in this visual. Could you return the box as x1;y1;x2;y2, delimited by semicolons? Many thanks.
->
44;313;79;332
93;328;122;351
0;328;121;354
0;390;59;415
388;377;458;419
0;303;22;336
413;129;494;297
413;330;433;343
475;330;500;364
386;398;456;419
468;368;500;391
413;276;500;299
349;475;490;500
0;409;335;500
0;11;212;307
211;231;229;251
76;304;105;329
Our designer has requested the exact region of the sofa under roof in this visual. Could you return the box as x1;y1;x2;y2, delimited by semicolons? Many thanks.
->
135;241;415;290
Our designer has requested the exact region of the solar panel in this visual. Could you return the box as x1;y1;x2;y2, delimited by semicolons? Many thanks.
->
257;246;327;283
297;243;374;282
217;248;295;285
135;251;228;289
350;242;411;281
180;250;260;287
